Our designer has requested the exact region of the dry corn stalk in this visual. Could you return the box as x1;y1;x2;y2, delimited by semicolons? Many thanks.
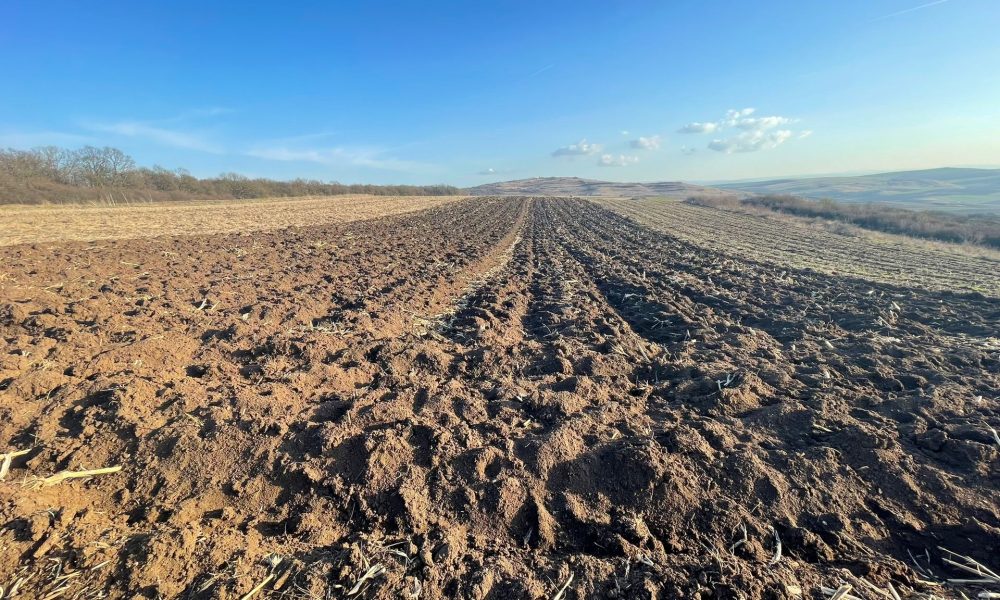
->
239;573;275;600
941;546;1000;585
826;584;855;600
24;465;122;489
0;448;32;481
552;572;575;600
347;564;386;596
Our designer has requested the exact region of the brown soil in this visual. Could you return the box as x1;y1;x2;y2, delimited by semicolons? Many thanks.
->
1;197;998;599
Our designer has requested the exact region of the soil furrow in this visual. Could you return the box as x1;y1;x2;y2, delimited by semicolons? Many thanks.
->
0;196;997;600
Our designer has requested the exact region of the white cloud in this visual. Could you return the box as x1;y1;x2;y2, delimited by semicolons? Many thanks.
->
552;139;602;157
733;115;792;131
598;154;639;167
476;167;516;177
620;130;630;136
720;108;756;125
630;135;661;150
799;130;814;139
708;129;793;153
716;108;792;131
681;107;807;153
677;121;718;134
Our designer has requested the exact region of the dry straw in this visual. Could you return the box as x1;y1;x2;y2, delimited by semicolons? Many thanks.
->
24;465;122;489
0;448;32;481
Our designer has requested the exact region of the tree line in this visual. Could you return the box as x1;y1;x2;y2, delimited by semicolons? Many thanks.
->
0;145;459;204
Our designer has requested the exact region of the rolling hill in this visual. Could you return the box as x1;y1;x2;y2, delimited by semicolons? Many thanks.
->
714;167;1000;213
468;168;1000;214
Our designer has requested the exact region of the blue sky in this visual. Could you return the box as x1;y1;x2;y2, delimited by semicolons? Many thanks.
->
1;0;998;185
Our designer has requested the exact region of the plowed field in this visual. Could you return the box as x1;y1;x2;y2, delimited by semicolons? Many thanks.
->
1;197;998;599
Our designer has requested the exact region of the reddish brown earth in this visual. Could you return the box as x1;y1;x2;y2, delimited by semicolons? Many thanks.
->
1;197;998;599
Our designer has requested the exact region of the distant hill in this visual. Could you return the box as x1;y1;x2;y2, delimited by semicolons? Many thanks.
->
715;167;1000;213
466;177;733;199
468;169;1000;214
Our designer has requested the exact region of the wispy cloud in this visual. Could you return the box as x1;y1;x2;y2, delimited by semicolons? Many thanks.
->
552;139;602;157
870;0;949;21
598;153;639;167
0;130;95;148
630;135;661;150
528;64;555;77
681;146;697;156
79;108;230;153
164;107;234;121
679;107;808;154
82;120;223;153
247;144;430;173
265;131;340;145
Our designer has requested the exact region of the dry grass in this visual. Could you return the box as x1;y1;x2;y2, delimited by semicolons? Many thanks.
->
688;194;1000;250
0;194;464;246
595;196;1000;297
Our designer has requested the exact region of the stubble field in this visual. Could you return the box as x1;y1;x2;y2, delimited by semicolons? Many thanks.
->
1;196;998;599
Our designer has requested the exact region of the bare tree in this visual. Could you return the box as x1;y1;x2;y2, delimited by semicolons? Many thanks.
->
104;147;136;186
0;144;459;204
